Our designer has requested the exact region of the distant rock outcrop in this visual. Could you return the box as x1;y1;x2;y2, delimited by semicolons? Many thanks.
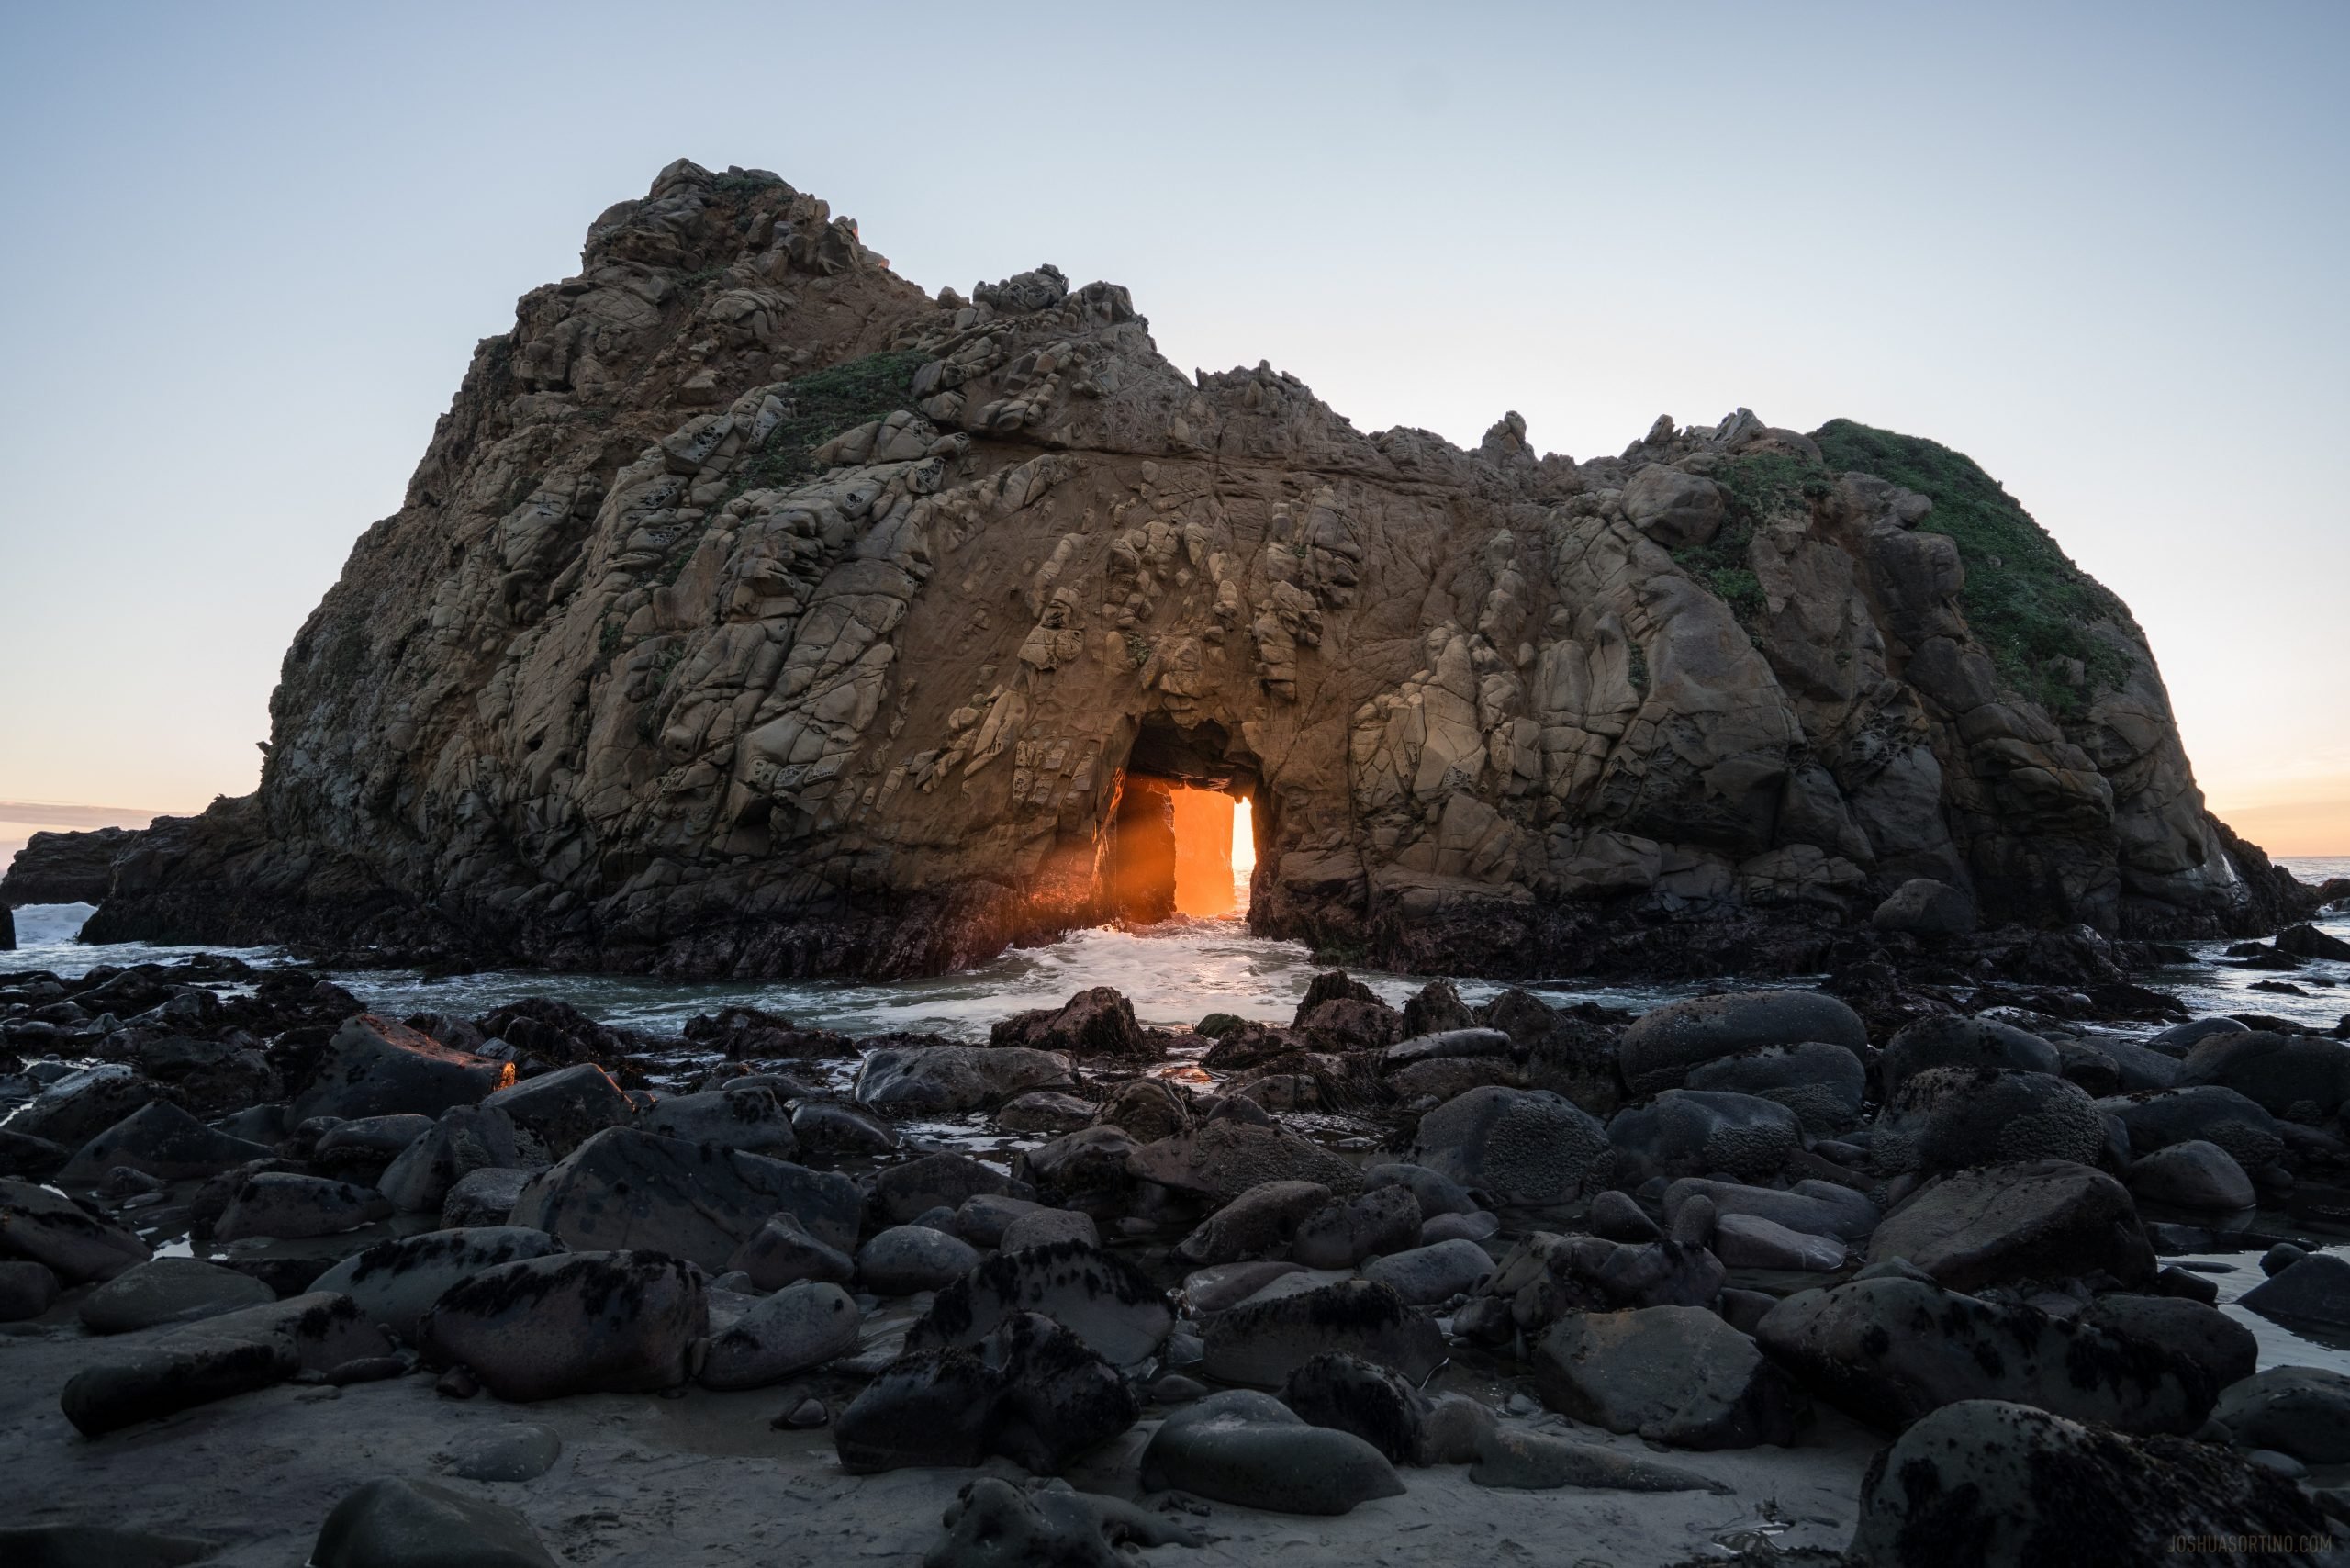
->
1;826;138;907
51;160;2319;978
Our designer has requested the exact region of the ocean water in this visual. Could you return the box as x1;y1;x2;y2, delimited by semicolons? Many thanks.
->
10;859;2345;1039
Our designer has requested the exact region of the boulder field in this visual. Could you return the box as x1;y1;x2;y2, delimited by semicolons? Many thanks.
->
4;159;2339;983
5;960;2350;1564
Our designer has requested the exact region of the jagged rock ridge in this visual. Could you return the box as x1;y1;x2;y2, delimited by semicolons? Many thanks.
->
39;159;2318;977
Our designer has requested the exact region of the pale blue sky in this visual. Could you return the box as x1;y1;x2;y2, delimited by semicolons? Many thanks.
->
2;1;2344;855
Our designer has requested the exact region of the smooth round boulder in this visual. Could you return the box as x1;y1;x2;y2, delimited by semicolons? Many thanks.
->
1360;1162;1480;1220
1865;1159;2154;1292
292;1015;513;1123
57;1099;275;1184
78;1257;275;1334
2178;1030;2350;1118
857;1226;981;1295
997;1207;1099;1252
1534;1305;1807;1449
440;1167;533;1227
1684;1041;1867;1137
415;1250;705;1402
854;1045;1074;1116
440;1424;563;1483
0;1175;151;1282
1408;1086;1613;1206
1876;1068;2105;1174
1663;1177;1878;1242
510;1126;861;1268
213;1171;394;1241
1361;1238;1494;1305
2095;1086;2285;1176
314;1115;437;1173
1290;1185;1423;1269
906;1240;1171;1367
311;1227;570;1341
1279;1350;1429;1463
1877;1014;2058;1098
699;1281;863;1390
874;1151;1025;1224
1617;991;1865;1097
1091;1078;1194;1142
0;1259;61;1321
1607;1089;1801;1185
726;1212;856;1291
1139;1390;1404;1515
1173;1181;1332;1266
1712;1213;1844;1272
480;1064;634;1157
1848;1401;2326;1566
2078;1292;2258;1394
2145;1016;2250;1058
2212;1366;2350;1463
635;1085;796;1157
1125;1121;1361;1204
2128;1139;2255;1212
789;1099;898;1154
311;1477;557;1568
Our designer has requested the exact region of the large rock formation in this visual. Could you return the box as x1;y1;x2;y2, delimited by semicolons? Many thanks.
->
50;160;2315;979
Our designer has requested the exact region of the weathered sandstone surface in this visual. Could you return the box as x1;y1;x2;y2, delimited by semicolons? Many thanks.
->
15;160;2325;978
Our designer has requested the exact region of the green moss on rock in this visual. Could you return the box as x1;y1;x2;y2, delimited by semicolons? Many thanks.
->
731;349;930;497
1812;419;2137;714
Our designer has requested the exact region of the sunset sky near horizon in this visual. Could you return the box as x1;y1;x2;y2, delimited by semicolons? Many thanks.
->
1;2;2344;862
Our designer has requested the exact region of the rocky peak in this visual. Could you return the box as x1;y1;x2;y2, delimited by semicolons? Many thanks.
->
46;162;2322;978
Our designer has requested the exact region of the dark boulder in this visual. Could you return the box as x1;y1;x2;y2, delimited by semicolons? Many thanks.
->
0;1175;151;1282
1279;1350;1431;1464
1878;1014;2058;1098
1618;990;1866;1097
1534;1304;1808;1449
835;1310;1139;1474
479;1063;634;1157
310;1477;558;1568
62;1291;386;1436
415;1249;704;1401
906;1239;1171;1367
1138;1389;1404;1515
1756;1274;2211;1435
1201;1279;1445;1387
1409;1086;1612;1205
1865;1160;2154;1291
509;1126;860;1269
990;986;1151;1059
292;1014;513;1122
56;1100;274;1183
1847;1400;2329;1567
1606;1089;1800;1185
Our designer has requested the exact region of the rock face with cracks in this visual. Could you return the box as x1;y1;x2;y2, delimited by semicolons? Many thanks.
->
62;159;2307;981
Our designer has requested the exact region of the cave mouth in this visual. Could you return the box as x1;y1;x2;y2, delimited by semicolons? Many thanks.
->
1099;719;1261;925
1104;778;1255;923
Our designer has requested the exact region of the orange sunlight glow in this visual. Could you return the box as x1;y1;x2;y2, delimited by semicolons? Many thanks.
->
1169;787;1237;918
